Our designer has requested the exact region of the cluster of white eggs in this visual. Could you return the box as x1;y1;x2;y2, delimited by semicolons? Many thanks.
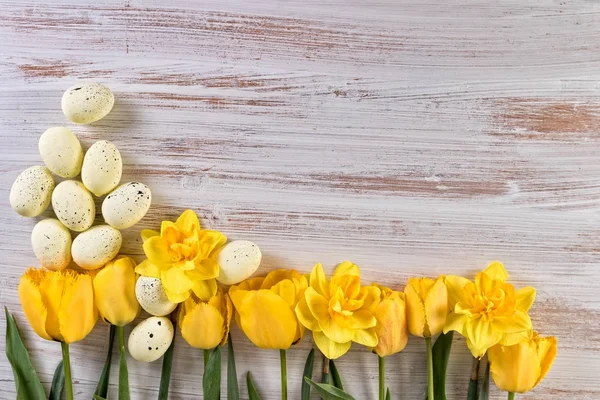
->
9;83;152;272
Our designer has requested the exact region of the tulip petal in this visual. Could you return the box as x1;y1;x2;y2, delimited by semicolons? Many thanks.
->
261;269;292;290
181;302;225;349
94;257;139;326
334;261;360;278
404;280;426;337
221;295;233;346
305;287;330;324
489;341;539;393
237;289;297;349
310;263;329;297
360;285;381;314
18;273;51;340
424;278;448;337
313;331;351;360
135;259;161;278
192;278;217;302
465;319;501;358
483;261;508;282
352;328;378;347
235;277;265;291
516;286;536;312
144;236;174;265
270;279;297;308
59;273;97;344
445;275;471;309
295;296;321;332
39;271;66;341
535;336;557;386
141;229;160;242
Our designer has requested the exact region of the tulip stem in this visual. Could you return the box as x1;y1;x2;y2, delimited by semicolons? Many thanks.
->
378;356;385;400
204;349;210;368
117;325;130;400
61;342;73;400
426;337;434;400
280;349;288;400
508;393;515;400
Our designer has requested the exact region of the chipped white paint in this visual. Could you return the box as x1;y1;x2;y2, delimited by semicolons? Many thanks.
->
0;0;599;399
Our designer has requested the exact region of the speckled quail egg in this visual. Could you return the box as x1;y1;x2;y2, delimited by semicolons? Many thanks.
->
38;127;83;178
102;182;152;229
128;316;174;363
9;166;54;217
71;225;122;270
52;180;95;232
81;140;122;197
216;240;262;285
31;218;72;271
135;276;177;317
61;83;114;124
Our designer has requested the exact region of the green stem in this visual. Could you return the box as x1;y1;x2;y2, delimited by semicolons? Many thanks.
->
204;349;210;368
508;393;515;400
322;353;330;384
117;325;130;400
426;337;434;400
61;342;73;400
378;356;385;400
280;349;287;400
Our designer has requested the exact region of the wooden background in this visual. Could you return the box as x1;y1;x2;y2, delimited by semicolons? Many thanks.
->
1;0;599;398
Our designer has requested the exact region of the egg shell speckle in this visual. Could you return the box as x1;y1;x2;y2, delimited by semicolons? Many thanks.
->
217;240;262;285
135;277;177;317
9;166;54;217
81;140;122;197
61;83;114;124
39;127;83;178
71;225;122;270
52;180;95;232
128;316;174;363
103;182;152;229
31;218;72;271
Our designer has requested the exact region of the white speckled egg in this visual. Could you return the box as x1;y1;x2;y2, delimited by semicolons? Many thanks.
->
39;127;83;178
10;166;54;217
52;180;95;232
102;182;152;229
71;225;122;270
216;240;262;285
61;83;114;124
31;219;72;271
135;277;177;317
81;140;122;196
128;316;174;363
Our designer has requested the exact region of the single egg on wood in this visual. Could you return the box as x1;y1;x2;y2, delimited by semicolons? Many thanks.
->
61;83;114;124
39;127;83;178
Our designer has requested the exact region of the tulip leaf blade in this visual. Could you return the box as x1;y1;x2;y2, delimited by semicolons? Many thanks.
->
158;318;176;400
94;324;116;398
94;396;107;400
203;347;222;399
386;388;391;400
246;372;263;400
49;360;64;400
304;377;356;400
480;360;490;400
227;334;240;400
329;359;344;390
426;331;454;400
4;307;46;400
301;349;315;400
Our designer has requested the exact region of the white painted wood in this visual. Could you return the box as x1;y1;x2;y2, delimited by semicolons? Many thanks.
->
1;0;599;398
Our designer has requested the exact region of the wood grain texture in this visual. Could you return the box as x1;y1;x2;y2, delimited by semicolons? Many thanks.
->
1;0;599;398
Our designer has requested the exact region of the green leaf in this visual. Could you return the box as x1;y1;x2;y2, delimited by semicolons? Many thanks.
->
386;388;391;400
158;322;176;400
4;307;46;400
117;325;130;400
227;335;239;400
93;396;107;400
301;349;315;400
203;347;221;399
246;372;263;400
94;325;116;398
480;360;490;400
467;356;481;400
304;377;356;400
328;359;344;390
49;360;64;400
426;331;454;400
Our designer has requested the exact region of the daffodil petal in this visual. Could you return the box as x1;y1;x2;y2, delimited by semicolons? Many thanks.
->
310;263;329;297
466;319;501;358
144;236;174;265
161;268;194;296
493;309;532;334
320;318;355;344
445;275;471;309
334;261;360;278
353;328;378;347
502;330;533;347
18;273;51;341
141;229;160;242
163;286;191;303
516;286;536;312
305;287;330;323
192;278;217;302
360;285;381;313
313;331;351;360
443;312;467;335
135;259;161;278
351;309;377;330
483;261;508;282
176;209;201;235
295;295;321;332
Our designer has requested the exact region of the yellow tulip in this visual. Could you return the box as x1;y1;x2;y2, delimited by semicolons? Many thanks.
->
404;276;448;337
488;332;557;394
444;261;535;358
230;269;307;350
372;284;408;357
295;262;380;360
18;268;97;343
179;287;232;349
93;256;140;326
135;209;227;303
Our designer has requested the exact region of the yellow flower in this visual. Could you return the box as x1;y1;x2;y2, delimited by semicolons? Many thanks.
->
295;262;380;360
18;268;97;343
135;210;227;303
230;269;307;350
93;256;140;326
404;276;448;338
443;261;535;358
372;284;408;357
179;287;232;349
488;332;557;394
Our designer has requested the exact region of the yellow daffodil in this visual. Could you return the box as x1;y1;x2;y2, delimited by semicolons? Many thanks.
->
404;276;448;338
443;261;535;358
488;332;557;394
372;284;408;357
230;269;307;349
18;268;97;343
135;210;227;303
179;287;232;349
93;256;140;326
295;262;380;359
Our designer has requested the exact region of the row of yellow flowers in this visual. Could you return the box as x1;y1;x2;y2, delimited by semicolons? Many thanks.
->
16;210;557;399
